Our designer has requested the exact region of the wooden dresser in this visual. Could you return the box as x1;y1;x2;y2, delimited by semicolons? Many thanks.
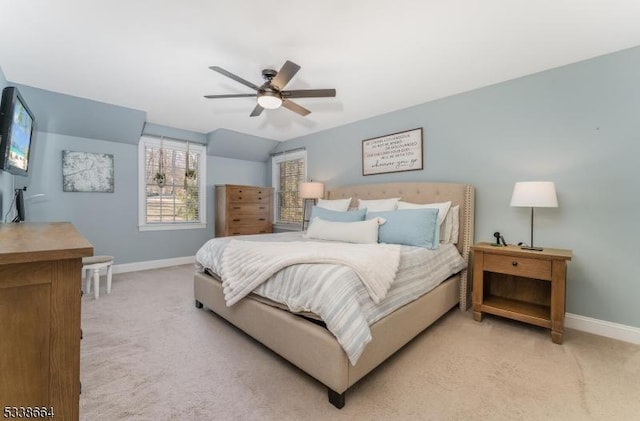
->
215;184;274;237
0;222;93;420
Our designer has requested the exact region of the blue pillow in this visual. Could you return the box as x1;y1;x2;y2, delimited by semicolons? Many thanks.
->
366;208;440;249
310;206;366;222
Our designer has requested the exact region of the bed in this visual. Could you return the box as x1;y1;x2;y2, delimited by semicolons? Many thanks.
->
194;182;475;408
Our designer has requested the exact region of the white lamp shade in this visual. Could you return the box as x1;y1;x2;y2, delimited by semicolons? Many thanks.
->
510;181;558;208
299;182;325;199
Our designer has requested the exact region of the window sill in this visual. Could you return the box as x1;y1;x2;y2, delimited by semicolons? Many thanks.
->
139;223;206;232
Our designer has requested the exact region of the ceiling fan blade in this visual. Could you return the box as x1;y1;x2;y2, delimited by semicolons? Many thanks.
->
281;99;311;117
204;93;256;99
250;104;264;117
209;66;259;91
281;89;336;99
271;60;300;90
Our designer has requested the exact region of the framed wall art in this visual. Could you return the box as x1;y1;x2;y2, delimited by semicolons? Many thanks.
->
362;128;423;176
62;150;114;192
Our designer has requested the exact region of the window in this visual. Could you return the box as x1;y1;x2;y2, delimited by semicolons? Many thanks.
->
271;149;306;226
138;136;206;231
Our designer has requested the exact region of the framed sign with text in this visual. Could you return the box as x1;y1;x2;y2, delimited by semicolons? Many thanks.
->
362;128;423;176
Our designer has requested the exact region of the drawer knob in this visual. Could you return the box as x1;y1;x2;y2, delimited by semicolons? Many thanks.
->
512;261;518;267
259;218;265;221
233;219;240;222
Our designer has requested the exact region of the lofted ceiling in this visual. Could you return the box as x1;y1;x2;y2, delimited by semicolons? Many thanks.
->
1;1;640;142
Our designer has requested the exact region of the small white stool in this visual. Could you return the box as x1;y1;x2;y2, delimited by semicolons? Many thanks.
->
82;255;114;299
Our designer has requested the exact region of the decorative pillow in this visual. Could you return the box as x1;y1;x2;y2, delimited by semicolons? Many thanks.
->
309;206;366;222
358;197;400;212
316;197;352;211
439;206;453;243
397;200;451;227
449;205;460;244
366;209;440;249
304;217;385;244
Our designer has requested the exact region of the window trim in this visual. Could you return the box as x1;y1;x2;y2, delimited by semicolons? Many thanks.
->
138;136;207;231
271;149;307;225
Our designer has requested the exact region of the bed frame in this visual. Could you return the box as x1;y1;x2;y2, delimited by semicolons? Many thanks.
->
194;182;475;408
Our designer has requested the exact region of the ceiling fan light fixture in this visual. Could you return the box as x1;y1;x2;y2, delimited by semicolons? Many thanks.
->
257;91;282;109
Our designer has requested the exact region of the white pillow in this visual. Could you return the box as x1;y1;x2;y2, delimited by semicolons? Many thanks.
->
303;217;385;244
316;197;351;211
449;205;460;244
397;200;451;227
358;197;400;212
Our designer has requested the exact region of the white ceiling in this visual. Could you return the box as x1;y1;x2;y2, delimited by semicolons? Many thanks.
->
1;1;640;142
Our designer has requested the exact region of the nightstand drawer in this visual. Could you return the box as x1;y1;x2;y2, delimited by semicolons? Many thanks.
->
484;254;552;280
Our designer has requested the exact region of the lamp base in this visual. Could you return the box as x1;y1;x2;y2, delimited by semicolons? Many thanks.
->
520;246;543;251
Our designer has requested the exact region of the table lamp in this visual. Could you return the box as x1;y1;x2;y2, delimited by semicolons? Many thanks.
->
299;181;324;230
510;181;558;251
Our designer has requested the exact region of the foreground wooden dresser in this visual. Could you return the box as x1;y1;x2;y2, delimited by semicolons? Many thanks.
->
215;184;273;237
0;222;93;420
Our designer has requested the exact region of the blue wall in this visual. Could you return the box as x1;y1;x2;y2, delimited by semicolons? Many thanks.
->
15;84;146;144
274;46;640;328
24;132;267;264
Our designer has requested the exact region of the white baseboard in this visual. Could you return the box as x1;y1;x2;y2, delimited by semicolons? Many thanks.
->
112;256;195;274
565;313;640;345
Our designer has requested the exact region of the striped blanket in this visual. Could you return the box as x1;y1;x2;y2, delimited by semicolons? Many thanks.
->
220;240;401;306
195;232;466;365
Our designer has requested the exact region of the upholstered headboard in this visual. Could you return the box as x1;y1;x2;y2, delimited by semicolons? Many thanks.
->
327;182;475;310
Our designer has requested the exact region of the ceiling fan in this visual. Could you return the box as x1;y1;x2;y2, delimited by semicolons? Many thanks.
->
204;60;336;117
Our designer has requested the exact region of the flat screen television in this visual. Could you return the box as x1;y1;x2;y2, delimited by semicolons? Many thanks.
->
0;86;35;176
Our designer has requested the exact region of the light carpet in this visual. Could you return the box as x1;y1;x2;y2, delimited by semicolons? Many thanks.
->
80;265;640;420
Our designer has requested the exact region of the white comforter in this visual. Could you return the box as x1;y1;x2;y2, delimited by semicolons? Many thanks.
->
195;232;466;365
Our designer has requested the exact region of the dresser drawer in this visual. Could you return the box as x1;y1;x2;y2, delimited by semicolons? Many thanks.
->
228;215;271;227
228;187;270;203
483;253;552;280
228;225;272;236
227;203;270;216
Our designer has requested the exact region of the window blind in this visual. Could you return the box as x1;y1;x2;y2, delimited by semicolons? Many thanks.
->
272;149;306;225
138;136;206;230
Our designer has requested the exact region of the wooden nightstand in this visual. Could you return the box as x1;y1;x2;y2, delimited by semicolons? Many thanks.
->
471;242;572;343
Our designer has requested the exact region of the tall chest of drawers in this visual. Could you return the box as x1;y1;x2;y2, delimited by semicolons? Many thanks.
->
215;184;274;237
